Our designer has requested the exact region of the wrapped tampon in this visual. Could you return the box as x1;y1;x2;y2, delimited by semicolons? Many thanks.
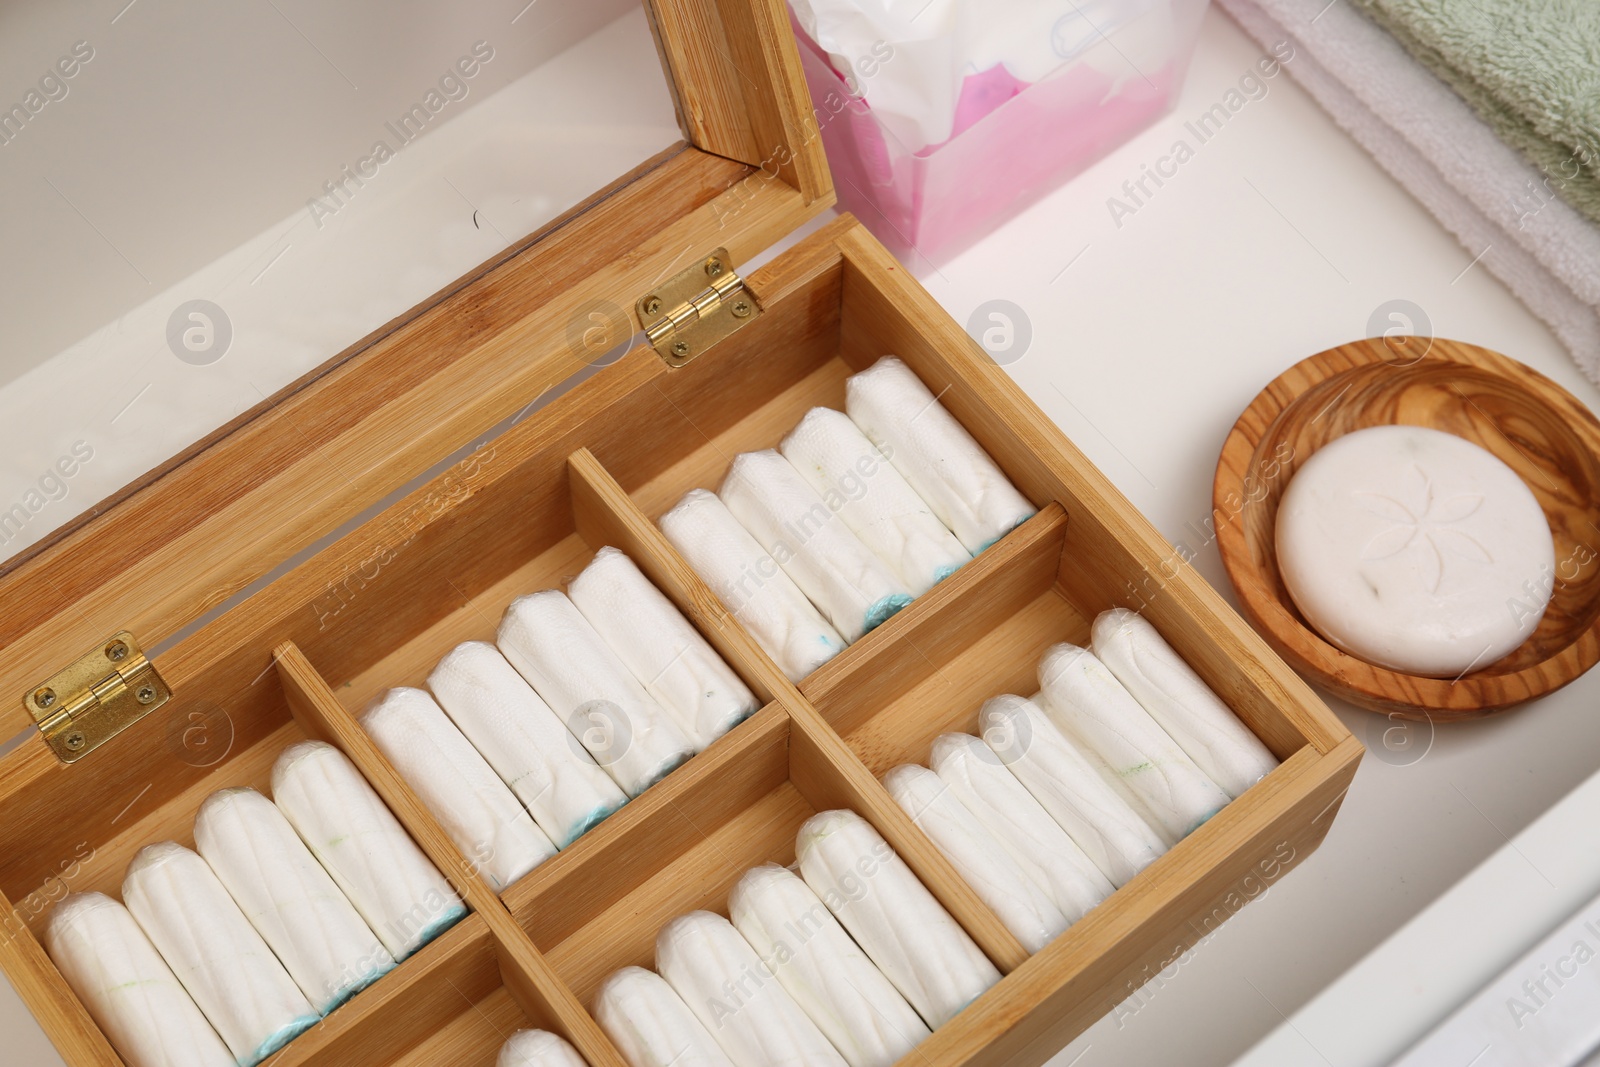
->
721;450;913;641
780;407;971;595
45;892;234;1067
569;547;759;751
845;357;1034;553
1092;609;1278;798
656;911;847;1067
194;787;394;1013
661;488;846;681
122;842;318;1066
883;764;1067;953
429;641;628;848
497;1029;588;1067
928;735;1112;923
1037;644;1229;842
594;966;736;1067
272;741;466;961
362;687;557;892
498;590;696;798
795;809;998;1028
978;695;1166;887
729;864;929;1067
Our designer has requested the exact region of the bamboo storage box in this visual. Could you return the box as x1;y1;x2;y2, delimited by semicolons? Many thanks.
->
0;3;1360;1065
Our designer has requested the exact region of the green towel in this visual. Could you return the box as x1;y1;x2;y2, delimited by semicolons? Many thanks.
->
1351;0;1600;226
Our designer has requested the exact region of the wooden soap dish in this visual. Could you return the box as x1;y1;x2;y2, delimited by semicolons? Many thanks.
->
1215;337;1600;721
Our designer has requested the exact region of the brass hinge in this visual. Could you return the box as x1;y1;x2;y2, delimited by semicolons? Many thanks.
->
24;631;171;764
637;248;759;368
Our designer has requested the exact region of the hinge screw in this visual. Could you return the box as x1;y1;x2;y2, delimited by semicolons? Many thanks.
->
35;687;56;710
672;340;690;358
731;300;752;318
643;296;662;315
105;640;128;663
136;685;158;704
64;732;85;751
705;258;724;278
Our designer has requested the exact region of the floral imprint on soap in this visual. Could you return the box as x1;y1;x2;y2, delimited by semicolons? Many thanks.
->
1366;299;1433;366
1357;465;1490;595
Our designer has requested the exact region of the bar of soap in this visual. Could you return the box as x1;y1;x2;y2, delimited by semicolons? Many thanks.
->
1275;426;1555;677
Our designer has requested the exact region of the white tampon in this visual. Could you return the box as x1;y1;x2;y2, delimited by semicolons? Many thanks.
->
271;741;466;961
122;842;319;1066
569;546;759;751
429;641;628;849
194;787;394;1013
497;1029;589;1067
729;863;929;1067
794;810;998;1028
978;695;1167;887
844;357;1034;553
1037;644;1230;842
593;966;735;1067
45;892;234;1067
498;590;696;798
883;764;1068;954
780;407;971;595
655;910;847;1067
1092;609;1278;798
660;488;846;682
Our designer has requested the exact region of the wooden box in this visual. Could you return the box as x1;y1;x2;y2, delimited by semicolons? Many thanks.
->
0;3;1360;1064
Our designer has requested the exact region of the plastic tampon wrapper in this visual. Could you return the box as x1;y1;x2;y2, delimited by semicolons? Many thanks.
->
45;893;234;1067
661;488;846;682
845;357;1034;553
1092;609;1278;798
195;787;394;1013
884;764;1068;953
123;842;318;1066
780;407;971;595
272;741;466;961
656;910;847;1067
730;864;929;1067
795;809;999;1028
498;590;696;798
979;695;1166;887
721;450;914;641
569;547;759;751
497;1029;589;1067
429;641;628;848
594;966;736;1067
1037;644;1230;842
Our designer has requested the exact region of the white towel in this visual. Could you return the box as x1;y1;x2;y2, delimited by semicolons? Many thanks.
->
569;546;759;751
660;488;846;682
429;641;629;849
978;695;1167;887
497;1029;589;1067
655;910;848;1067
498;590;696;798
794;809;999;1029
845;357;1035;553
594;966;736;1067
362;687;557;892
271;741;466;961
45;892;235;1067
729;863;930;1067
194;787;394;1014
122;842;319;1067
779;407;971;596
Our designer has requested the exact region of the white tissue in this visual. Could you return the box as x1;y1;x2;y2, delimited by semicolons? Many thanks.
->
1037;644;1230;842
569;547;759;751
497;1029;589;1067
978;695;1166;888
122;842;318;1067
271;741;466;961
594;966;736;1067
194;787;394;1014
729;863;929;1067
660;488;846;682
498;590;697;798
362;687;557;892
795;809;998;1028
45;892;234;1067
720;450;914;642
845;358;1034;553
656;910;847;1067
1092;609;1278;798
780;407;971;595
429;641;629;849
